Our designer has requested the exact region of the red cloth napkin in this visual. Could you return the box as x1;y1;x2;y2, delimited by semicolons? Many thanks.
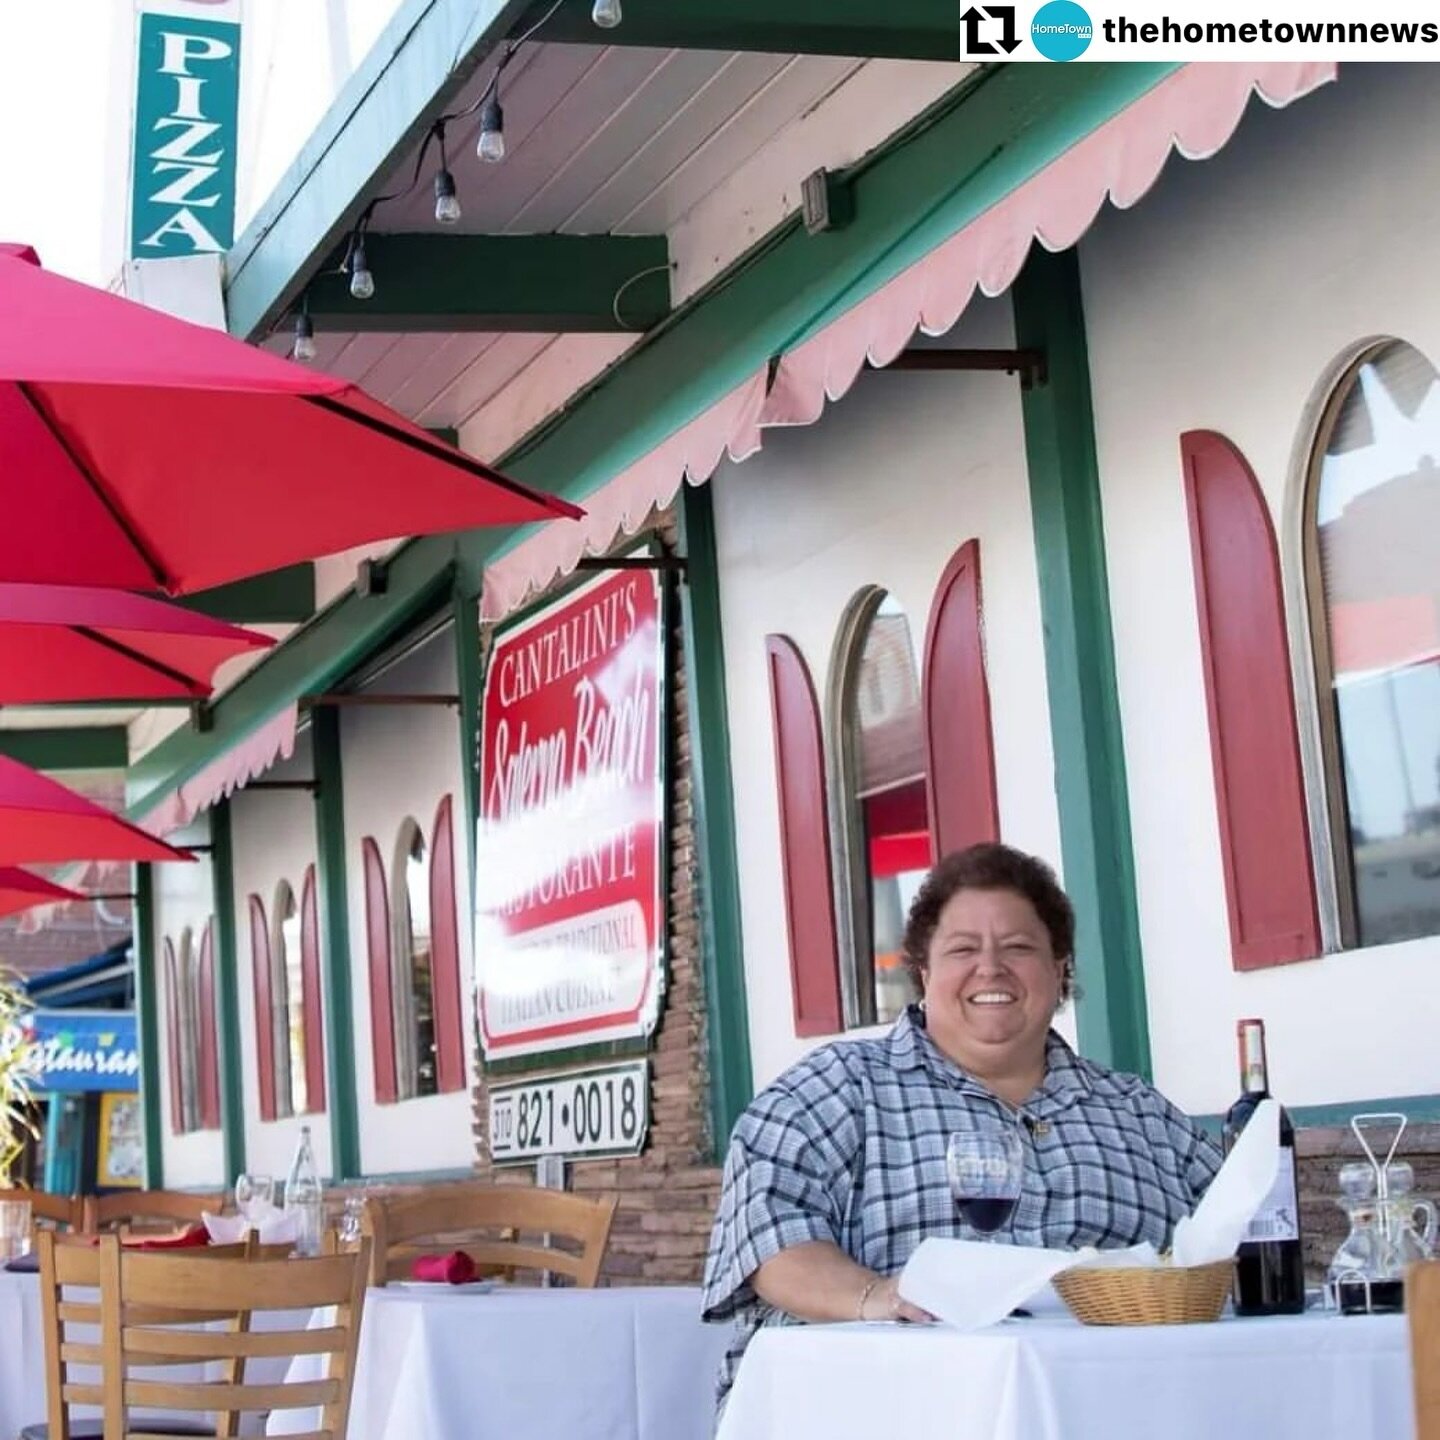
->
410;1250;477;1284
130;1223;211;1251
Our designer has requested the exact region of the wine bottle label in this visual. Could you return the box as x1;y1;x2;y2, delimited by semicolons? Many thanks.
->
1243;1146;1300;1243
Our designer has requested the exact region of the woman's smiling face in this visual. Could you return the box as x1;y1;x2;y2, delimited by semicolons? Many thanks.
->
919;886;1064;1073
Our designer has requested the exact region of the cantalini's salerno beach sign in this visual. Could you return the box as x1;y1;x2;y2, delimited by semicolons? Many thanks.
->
476;568;666;1062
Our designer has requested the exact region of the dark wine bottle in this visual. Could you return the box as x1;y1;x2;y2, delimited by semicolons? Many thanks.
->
1223;1018;1305;1315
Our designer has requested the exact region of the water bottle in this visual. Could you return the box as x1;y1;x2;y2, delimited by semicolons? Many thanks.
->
284;1124;324;1256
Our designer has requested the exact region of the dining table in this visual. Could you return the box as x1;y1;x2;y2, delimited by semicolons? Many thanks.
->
266;1282;730;1440
715;1307;1414;1440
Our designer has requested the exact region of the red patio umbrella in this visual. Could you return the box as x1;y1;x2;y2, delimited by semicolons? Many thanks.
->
0;866;84;918
0;753;189;865
0;583;273;702
0;244;581;596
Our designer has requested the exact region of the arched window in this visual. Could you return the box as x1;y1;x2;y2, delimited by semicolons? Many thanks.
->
391;818;438;1100
831;589;931;1027
272;880;307;1117
1306;341;1440;948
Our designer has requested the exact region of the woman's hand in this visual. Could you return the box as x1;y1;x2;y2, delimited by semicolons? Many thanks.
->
862;1274;935;1324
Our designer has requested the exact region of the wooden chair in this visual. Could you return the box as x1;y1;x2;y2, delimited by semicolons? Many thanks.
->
26;1230;272;1440
362;1183;617;1288
85;1190;226;1235
1411;1261;1440;1440
95;1234;371;1440
23;1190;86;1233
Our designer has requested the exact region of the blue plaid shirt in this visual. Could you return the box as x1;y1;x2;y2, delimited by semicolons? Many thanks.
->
701;1006;1221;1403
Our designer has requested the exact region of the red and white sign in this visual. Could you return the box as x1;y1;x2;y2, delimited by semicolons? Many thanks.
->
475;568;665;1060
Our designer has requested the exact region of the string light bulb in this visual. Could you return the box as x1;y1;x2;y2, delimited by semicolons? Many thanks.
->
592;0;622;26
292;307;317;362
348;236;375;300
434;167;461;224
477;95;505;163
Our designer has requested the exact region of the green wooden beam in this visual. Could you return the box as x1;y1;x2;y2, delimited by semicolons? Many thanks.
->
309;233;670;333
312;705;361;1181
677;484;753;1152
149;66;1179;821
1012;246;1150;1080
225;0;536;341
133;862;165;1189
181;564;316;625
523;0;961;59
209;801;248;1184
0;727;129;771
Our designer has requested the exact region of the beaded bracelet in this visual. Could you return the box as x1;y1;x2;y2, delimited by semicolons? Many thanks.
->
856;1276;882;1321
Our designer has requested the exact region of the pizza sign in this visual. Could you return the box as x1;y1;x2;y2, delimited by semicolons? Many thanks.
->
475;568;665;1061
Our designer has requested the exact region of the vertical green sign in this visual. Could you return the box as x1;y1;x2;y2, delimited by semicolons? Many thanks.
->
130;11;241;258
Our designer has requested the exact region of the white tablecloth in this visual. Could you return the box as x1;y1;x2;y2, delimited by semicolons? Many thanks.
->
268;1284;728;1440
718;1311;1413;1440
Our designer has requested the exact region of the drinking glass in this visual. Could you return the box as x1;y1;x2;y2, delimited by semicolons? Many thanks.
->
946;1119;1025;1235
338;1196;366;1245
234;1172;274;1224
0;1198;32;1261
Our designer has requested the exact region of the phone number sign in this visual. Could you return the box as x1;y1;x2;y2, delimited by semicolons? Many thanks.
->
488;1061;649;1164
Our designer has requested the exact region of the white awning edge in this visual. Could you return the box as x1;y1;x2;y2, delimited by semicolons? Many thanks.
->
480;61;1336;623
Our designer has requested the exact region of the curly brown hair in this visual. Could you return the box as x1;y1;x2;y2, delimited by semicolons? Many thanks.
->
900;843;1076;1000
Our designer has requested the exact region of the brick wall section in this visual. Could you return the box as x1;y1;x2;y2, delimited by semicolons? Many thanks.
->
1298;1120;1440;1281
467;514;724;1286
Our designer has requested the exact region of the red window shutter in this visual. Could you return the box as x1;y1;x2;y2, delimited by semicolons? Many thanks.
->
922;538;1000;857
363;836;398;1104
163;938;185;1135
248;894;277;1122
299;866;327;1114
1181;430;1321;969
196;921;221;1132
766;634;842;1037
428;795;467;1095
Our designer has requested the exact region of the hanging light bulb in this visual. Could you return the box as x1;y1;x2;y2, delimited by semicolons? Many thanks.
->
591;0;622;26
291;308;317;363
348;236;375;300
433;167;462;224
477;95;505;164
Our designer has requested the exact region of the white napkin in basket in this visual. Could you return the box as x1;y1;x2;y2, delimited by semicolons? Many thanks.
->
202;1207;301;1245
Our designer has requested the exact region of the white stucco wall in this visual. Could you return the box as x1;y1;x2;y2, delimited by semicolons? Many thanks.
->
228;729;334;1181
338;622;477;1176
1080;63;1440;1115
711;295;1066;1090
152;817;224;1190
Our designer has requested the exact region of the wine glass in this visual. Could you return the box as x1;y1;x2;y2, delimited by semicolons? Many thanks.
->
946;1119;1025;1236
234;1172;274;1225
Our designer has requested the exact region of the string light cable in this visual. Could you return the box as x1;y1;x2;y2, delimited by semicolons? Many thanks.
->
612;261;677;330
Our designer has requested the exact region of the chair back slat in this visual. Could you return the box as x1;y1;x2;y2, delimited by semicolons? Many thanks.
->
92;1234;370;1440
1412;1262;1440;1440
24;1190;86;1232
87;1190;226;1234
363;1184;616;1288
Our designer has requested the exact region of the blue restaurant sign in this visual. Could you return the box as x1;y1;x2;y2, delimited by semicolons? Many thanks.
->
130;10;242;257
17;1010;140;1093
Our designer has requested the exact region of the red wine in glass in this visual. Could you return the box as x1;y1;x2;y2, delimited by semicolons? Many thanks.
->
946;1124;1025;1237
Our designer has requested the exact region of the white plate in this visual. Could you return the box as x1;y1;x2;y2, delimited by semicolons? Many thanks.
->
386;1278;500;1293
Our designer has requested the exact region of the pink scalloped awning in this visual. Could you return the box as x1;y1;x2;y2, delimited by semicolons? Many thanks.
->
480;60;1335;621
135;702;299;836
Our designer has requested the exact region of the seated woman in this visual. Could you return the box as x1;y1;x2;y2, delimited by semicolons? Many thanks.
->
702;843;1220;1404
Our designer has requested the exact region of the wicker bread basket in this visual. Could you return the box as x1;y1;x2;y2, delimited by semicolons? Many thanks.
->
1052;1259;1234;1325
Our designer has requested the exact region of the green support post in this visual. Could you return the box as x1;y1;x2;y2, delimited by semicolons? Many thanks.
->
209;801;248;1182
132;862;164;1188
677;484;753;1152
312;704;361;1182
1012;246;1152;1080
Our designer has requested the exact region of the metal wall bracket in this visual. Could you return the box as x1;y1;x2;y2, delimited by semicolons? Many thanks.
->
881;347;1048;389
